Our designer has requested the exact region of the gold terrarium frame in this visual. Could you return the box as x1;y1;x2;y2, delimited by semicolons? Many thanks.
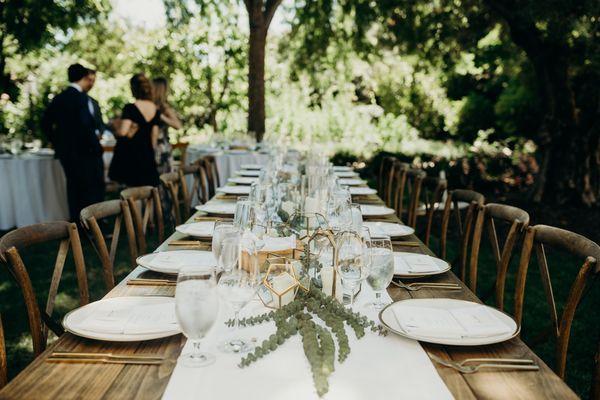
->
257;253;300;309
287;211;328;241
306;228;339;298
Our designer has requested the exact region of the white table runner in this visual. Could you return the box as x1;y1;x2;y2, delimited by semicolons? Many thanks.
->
162;284;453;400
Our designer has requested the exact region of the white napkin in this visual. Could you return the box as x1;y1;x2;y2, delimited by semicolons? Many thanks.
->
151;252;216;269
75;303;178;335
394;254;441;274
182;221;214;236
262;235;296;252
392;305;512;339
218;186;250;194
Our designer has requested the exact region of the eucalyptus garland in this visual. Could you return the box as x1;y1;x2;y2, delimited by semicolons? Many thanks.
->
226;287;387;397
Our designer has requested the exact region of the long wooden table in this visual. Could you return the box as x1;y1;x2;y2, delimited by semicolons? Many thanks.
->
0;190;578;399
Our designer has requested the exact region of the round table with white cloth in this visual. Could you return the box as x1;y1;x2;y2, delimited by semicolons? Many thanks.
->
0;154;69;230
185;145;270;184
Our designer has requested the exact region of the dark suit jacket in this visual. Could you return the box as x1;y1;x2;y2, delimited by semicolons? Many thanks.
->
41;86;102;163
90;97;105;136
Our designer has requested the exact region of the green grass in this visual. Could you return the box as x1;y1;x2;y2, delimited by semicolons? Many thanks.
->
0;219;597;398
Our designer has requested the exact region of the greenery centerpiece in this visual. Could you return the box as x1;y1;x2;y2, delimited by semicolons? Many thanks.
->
227;287;387;397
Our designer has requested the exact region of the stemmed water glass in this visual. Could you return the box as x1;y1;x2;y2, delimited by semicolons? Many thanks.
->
364;237;394;309
217;236;261;353
175;265;220;367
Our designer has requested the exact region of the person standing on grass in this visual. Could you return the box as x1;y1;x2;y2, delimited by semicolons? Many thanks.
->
41;63;105;221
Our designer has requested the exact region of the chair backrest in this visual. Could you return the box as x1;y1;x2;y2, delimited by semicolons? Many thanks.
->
514;224;600;394
181;163;208;206
120;186;164;254
420;176;448;247
172;142;189;167
0;314;7;389
0;221;89;356
470;203;530;309
378;156;396;204
160;170;189;225
202;155;220;197
80;200;138;291
391;161;410;214
439;190;485;280
404;169;426;228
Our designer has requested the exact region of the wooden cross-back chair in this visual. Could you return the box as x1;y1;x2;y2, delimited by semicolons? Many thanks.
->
390;161;410;214
514;225;600;398
160;170;191;226
470;203;530;309
419;176;448;247
0;315;7;389
0;222;89;356
190;161;210;206
378;156;396;205
171;141;189;169
180;163;208;207
402;169;426;228
80;200;138;291
201;155;220;198
120;186;164;255
438;189;485;279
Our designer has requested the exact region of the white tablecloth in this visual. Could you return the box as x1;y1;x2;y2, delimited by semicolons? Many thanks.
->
0;155;69;230
162;284;453;400
186;146;270;184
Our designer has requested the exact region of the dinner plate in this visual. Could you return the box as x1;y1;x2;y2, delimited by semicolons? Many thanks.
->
393;252;450;277
196;202;237;215
63;296;180;342
332;166;353;172
338;178;366;186
137;250;216;274
228;176;258;185
226;149;249;154
349;187;377;196
359;205;395;217
238;169;261;177
379;298;519;346
241;163;263;170
217;185;251;195
363;221;414;238
175;221;215;238
418;201;470;212
334;171;358;178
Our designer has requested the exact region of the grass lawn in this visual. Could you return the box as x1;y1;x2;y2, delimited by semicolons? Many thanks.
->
0;216;597;398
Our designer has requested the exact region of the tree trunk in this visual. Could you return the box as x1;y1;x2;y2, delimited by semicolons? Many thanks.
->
248;23;266;142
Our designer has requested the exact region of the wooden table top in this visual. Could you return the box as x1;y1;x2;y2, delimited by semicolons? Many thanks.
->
0;192;578;400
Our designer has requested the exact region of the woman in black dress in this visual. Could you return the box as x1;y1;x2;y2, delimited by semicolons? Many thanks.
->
109;73;161;187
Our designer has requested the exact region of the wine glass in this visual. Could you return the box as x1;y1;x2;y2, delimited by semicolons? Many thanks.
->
175;265;219;367
336;231;370;306
217;236;260;353
365;237;394;309
212;221;239;268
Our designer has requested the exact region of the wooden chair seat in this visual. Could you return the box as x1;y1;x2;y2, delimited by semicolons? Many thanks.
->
0;222;89;356
80;200;138;291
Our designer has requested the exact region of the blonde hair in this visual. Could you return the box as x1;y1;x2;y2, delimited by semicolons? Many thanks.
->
152;77;168;111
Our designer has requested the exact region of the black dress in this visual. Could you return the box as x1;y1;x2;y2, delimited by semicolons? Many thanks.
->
109;103;161;187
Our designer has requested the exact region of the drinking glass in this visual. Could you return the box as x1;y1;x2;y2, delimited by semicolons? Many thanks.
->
336;231;370;306
365;237;394;309
218;237;240;274
234;197;253;230
217;236;260;353
350;203;363;233
212;221;238;267
175;265;219;367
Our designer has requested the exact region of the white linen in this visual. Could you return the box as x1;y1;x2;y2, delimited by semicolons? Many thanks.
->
195;202;237;215
364;221;414;237
217;185;251;195
228;176;258;185
338;178;365;186
175;221;215;237
392;304;513;340
262;235;296;252
162;285;454;400
0;156;69;229
73;302;178;335
394;254;442;274
349;187;377;195
359;205;395;217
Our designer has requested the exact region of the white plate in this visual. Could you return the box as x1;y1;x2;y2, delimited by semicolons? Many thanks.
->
137;250;216;274
217;185;251;195
360;205;395;216
418;201;470;212
238;170;261;177
363;222;414;238
332;166;353;172
175;221;215;238
226;149;249;154
241;163;263;170
196;202;237;215
334;171;358;178
349;187;377;196
379;298;519;346
228;176;258;185
338;178;365;186
393;252;450;277
63;296;180;342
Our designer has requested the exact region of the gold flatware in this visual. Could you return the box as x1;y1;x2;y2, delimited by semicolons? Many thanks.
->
392;281;461;291
47;357;163;365
193;216;232;222
428;354;538;374
51;352;164;360
392;241;422;247
127;278;176;286
168;240;204;246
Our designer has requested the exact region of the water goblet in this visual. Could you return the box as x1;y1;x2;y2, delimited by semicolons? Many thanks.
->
364;237;394;310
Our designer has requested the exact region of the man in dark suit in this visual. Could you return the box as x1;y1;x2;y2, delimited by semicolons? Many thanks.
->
41;64;105;221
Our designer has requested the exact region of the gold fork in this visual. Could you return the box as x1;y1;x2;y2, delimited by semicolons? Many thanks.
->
428;353;538;374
